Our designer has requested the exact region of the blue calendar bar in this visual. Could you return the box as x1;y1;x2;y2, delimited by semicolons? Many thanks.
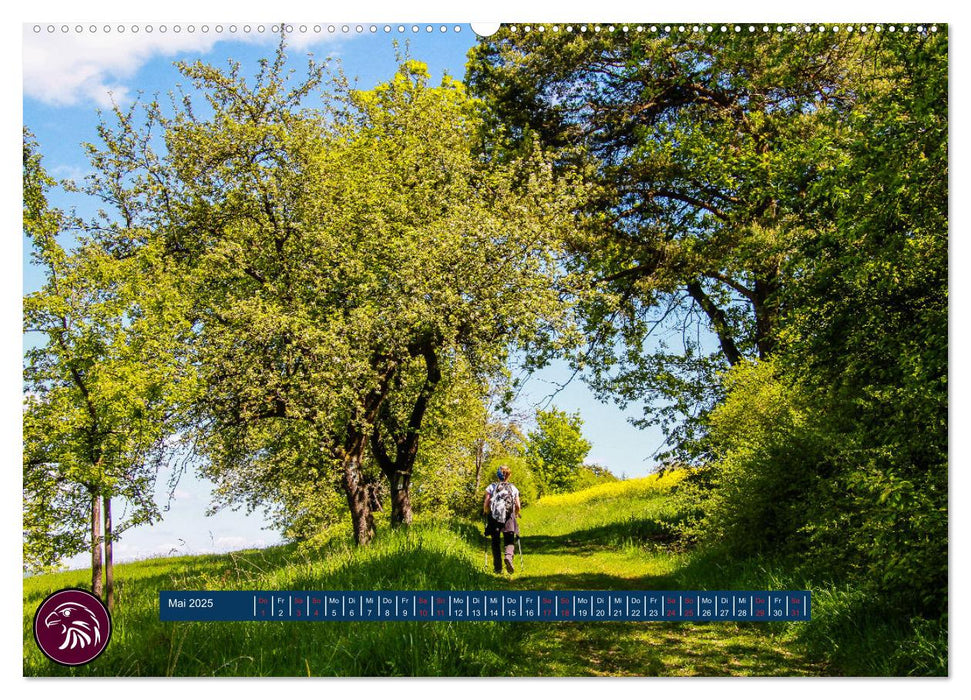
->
159;590;810;622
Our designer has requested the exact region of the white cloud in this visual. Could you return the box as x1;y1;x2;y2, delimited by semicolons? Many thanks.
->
24;26;220;107
49;164;93;183
22;25;348;108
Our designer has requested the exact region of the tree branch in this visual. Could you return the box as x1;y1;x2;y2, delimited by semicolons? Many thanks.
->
685;281;743;366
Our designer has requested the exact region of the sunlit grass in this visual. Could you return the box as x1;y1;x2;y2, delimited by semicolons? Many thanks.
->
24;471;941;676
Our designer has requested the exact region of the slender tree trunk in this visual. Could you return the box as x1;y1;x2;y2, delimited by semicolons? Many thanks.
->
90;490;103;599
104;494;114;613
372;343;440;528
341;454;375;546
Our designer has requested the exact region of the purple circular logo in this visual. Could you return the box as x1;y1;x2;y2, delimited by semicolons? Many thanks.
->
33;588;112;666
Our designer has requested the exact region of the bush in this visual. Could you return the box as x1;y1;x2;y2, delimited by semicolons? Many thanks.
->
683;356;947;621
682;359;824;556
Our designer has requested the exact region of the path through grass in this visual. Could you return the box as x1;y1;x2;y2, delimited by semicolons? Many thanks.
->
492;473;826;676
24;472;828;676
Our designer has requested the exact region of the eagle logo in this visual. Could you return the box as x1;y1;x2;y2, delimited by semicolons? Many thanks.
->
33;588;111;666
44;601;102;650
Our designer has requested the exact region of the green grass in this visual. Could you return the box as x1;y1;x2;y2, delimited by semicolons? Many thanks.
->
23;472;943;676
24;527;513;676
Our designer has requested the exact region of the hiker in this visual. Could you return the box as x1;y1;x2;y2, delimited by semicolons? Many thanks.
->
483;464;521;574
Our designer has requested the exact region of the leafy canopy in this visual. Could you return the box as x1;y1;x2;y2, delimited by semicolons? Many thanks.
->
82;44;586;539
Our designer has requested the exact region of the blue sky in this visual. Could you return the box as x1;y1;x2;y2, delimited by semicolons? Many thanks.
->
23;24;667;569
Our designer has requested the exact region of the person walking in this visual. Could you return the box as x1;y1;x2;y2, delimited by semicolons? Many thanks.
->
484;464;521;574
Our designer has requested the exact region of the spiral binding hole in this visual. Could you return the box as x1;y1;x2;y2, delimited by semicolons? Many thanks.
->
26;23;941;38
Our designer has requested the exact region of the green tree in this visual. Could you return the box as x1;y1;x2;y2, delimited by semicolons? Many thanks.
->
86;45;583;544
408;357;489;519
23;131;189;608
471;26;948;621
467;27;872;448
778;30;948;612
525;407;591;495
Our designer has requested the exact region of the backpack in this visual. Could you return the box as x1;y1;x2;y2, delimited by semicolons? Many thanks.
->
490;481;515;524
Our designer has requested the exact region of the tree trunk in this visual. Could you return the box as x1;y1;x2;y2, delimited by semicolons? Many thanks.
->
90;491;103;599
341;454;375;546
753;272;780;359
104;494;114;613
389;473;413;527
371;343;440;529
336;356;395;546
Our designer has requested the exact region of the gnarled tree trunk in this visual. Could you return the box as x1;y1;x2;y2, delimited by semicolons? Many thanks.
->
341;452;375;546
371;344;440;528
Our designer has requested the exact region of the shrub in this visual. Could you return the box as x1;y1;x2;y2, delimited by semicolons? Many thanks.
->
681;358;824;556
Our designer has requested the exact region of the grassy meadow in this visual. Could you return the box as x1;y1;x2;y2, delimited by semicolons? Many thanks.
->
23;473;942;677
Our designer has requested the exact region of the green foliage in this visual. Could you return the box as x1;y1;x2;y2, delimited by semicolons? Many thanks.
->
524;407;591;495
468;28;871;446
797;584;948;676
777;30;948;616
677;359;823;555
473;26;948;625
572;464;619;491
410;359;489;518
81;44;585;542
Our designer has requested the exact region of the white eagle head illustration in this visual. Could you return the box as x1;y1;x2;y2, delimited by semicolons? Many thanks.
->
44;601;102;651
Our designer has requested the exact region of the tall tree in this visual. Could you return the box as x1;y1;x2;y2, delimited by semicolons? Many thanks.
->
87;46;583;544
23;131;188;607
349;63;584;526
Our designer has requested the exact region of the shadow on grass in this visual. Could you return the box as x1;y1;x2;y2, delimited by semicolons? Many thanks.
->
520;517;680;556
505;570;680;591
509;620;824;676
451;519;489;547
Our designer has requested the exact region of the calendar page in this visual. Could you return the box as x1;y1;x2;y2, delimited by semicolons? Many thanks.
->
21;11;949;681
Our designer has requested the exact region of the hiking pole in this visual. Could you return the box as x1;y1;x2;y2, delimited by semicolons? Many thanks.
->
517;532;524;571
483;514;490;572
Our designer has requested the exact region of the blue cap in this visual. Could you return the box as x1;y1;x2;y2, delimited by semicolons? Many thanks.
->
496;467;505;481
